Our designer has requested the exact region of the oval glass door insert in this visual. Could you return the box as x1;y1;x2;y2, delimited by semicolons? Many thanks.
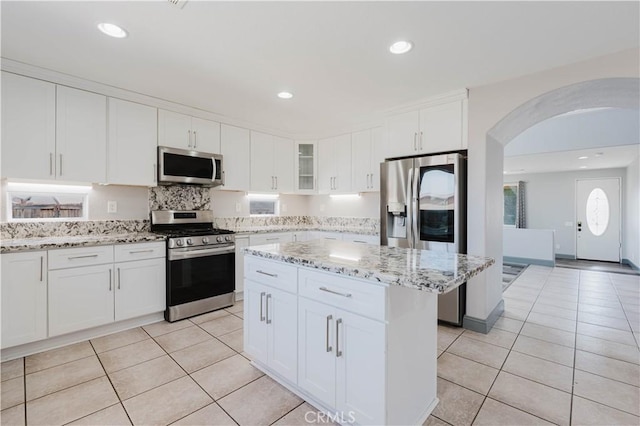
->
586;188;610;236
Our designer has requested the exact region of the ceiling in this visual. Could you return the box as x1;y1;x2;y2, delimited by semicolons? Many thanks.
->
2;1;639;137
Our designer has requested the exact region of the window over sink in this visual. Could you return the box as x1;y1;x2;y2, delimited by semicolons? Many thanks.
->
6;182;90;221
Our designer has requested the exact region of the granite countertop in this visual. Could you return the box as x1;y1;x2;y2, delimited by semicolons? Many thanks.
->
0;233;166;253
235;227;378;236
244;240;494;294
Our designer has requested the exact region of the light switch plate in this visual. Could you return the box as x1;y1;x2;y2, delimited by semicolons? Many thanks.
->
564;221;573;227
235;203;241;213
281;203;288;213
107;201;117;213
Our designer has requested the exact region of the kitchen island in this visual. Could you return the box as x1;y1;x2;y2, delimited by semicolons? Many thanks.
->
243;240;494;426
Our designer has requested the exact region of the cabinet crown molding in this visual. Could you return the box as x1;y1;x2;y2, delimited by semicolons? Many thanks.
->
383;88;469;117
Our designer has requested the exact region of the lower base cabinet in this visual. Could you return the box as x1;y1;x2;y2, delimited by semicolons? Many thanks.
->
1;251;48;348
245;279;298;383
298;297;385;425
114;258;166;321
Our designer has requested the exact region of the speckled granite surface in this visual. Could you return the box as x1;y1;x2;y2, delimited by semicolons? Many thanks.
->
213;216;379;235
244;240;494;294
1;233;166;253
234;226;378;236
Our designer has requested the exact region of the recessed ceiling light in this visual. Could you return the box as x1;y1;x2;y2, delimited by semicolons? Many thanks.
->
389;40;413;54
580;166;588;169
578;156;588;160
594;152;604;157
97;23;128;38
277;91;293;100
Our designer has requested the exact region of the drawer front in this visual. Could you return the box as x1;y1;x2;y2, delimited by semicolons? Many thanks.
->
244;256;297;294
299;268;386;321
115;241;166;262
48;245;114;270
342;234;379;245
249;232;293;246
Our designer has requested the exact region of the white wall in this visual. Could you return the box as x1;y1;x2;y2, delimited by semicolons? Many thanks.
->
506;168;627;258
504;228;555;264
467;47;639;323
210;190;310;217
625;156;640;268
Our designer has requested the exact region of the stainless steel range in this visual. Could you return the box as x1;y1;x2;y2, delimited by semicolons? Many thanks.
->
151;210;235;322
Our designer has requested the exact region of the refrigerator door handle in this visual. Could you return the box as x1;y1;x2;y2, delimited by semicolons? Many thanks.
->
406;167;414;248
412;167;419;249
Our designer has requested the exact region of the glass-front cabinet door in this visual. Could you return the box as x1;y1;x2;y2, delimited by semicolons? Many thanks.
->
295;141;317;193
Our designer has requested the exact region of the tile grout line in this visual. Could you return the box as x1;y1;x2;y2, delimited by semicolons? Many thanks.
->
268;400;306;426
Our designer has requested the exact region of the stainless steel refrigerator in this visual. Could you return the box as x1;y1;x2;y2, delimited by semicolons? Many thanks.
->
380;152;467;325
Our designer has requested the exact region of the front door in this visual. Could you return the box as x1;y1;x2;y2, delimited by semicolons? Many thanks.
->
576;178;621;262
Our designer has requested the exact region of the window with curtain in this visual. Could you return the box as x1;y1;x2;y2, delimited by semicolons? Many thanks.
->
504;181;526;228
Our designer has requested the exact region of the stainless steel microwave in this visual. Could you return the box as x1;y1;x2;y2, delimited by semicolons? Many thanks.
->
158;146;223;187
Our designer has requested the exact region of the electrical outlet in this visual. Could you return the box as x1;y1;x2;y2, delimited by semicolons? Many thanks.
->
281;203;288;213
107;201;117;214
235;202;241;213
320;204;325;212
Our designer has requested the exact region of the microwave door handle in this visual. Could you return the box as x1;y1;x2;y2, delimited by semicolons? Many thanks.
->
212;158;217;184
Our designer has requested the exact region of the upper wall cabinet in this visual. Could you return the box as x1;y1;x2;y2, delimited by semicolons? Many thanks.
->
318;134;352;194
108;98;158;186
294;141;317;193
158;109;221;154
220;124;251;191
250;131;294;193
352;127;383;192
1;72;56;180
385;98;467;159
56;86;108;183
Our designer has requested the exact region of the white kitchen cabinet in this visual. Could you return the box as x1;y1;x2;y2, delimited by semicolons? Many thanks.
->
108;98;158;186
386;99;467;158
249;232;293;246
244;262;298;384
298;297;385;425
235;236;250;300
1;72;56;180
1;251;48;348
318;134;352;193
307;231;343;242
220;124;251;191
49;264;114;336
114;257;165;321
295;141;317;193
250;131;294;193
352;127;383;192
56;86;107;183
158;109;221;153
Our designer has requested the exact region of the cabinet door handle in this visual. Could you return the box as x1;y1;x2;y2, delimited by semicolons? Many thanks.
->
49;153;54;176
117;267;121;289
336;318;343;357
326;314;333;352
153;164;157;183
193;131;197;149
275;176;278;190
109;269;112;291
256;269;278;278
68;254;99;260
259;292;266;321
187;130;192;148
319;286;352;298
40;256;44;282
420;131;423;151
413;133;417;151
266;294;272;324
59;154;63;176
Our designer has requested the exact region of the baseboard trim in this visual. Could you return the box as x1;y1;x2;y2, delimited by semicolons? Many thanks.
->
463;299;504;334
504;256;555;267
622;258;640;271
555;254;576;260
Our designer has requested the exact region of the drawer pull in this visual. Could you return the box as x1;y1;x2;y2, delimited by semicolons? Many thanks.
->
326;315;333;352
336;318;343;357
68;254;99;260
256;270;278;278
266;238;279;241
129;249;154;254
260;292;266;321
353;240;366;244
266;294;272;324
319;287;352;298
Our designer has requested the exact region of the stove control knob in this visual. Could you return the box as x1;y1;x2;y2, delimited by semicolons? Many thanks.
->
202;237;209;245
216;236;224;243
186;238;193;246
175;239;184;247
225;236;232;242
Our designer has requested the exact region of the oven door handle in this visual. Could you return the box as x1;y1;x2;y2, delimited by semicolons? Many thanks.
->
169;245;235;261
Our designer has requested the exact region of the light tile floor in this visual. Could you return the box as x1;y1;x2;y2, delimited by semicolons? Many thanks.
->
1;266;639;425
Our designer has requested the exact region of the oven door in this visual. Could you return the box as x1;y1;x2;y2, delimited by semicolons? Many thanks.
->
167;245;235;307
